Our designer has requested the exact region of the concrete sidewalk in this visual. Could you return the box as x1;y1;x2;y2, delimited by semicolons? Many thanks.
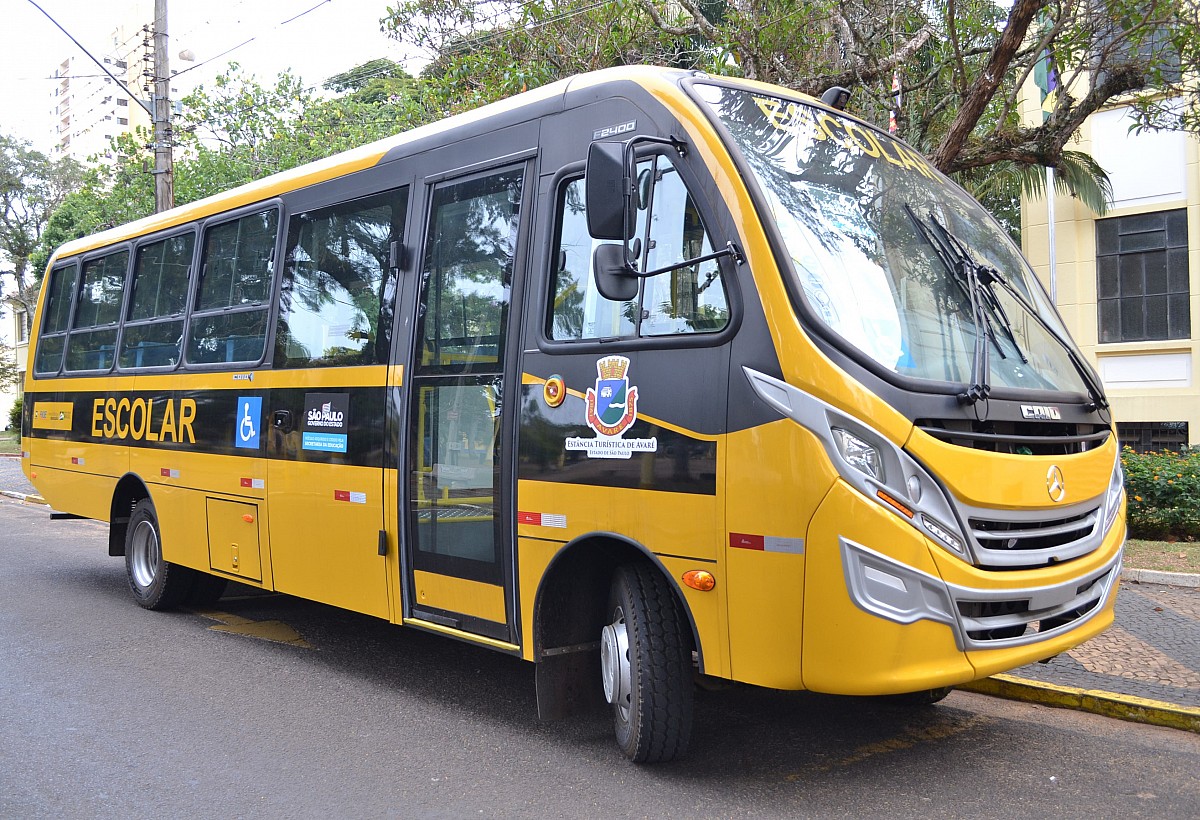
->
3;452;1197;732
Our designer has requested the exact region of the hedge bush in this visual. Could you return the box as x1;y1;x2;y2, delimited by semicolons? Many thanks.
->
1121;446;1200;539
7;397;19;432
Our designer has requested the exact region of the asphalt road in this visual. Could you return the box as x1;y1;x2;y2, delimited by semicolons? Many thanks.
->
2;494;1198;819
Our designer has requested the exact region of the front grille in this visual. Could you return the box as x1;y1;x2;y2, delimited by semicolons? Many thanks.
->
970;509;1097;554
916;418;1110;455
966;505;1101;569
954;571;1111;645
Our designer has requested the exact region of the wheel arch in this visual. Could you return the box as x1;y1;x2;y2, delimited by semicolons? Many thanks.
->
531;531;703;720
107;473;152;557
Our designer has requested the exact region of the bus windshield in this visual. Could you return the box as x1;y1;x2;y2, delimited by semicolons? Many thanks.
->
695;84;1091;397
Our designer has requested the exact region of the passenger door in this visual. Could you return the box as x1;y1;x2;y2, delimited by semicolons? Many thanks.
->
402;158;531;644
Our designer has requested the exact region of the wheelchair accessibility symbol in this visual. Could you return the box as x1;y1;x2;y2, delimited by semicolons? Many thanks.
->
235;396;262;449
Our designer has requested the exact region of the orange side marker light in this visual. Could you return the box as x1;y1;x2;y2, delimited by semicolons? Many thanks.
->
682;570;716;592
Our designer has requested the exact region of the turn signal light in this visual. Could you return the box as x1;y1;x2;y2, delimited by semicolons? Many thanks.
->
682;570;716;591
242;514;255;524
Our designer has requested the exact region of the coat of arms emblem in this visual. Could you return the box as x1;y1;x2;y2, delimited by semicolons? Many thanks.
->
584;355;638;437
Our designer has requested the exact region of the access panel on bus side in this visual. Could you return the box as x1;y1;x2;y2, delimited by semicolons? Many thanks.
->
395;121;540;646
515;97;736;663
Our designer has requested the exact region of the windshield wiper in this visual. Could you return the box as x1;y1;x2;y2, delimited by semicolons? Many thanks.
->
904;205;1109;412
904;205;1025;406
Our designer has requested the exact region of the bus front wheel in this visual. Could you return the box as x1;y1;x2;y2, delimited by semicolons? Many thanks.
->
600;564;693;763
125;498;193;610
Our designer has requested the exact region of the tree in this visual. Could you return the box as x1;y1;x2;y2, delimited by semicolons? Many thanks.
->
384;0;1198;198
0;341;18;392
0;135;82;336
33;61;432;263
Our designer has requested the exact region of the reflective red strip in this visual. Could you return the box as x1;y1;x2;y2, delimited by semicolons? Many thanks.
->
334;490;351;502
161;468;172;477
240;477;253;488
729;533;765;550
518;511;541;525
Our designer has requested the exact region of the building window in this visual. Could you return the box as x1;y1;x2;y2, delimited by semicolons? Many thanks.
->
1096;209;1189;343
117;98;128;107
1118;421;1189;452
117;118;127;126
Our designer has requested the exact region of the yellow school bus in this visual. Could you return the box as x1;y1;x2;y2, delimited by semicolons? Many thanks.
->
22;66;1125;762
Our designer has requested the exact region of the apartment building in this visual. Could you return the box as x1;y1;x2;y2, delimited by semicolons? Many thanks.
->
49;14;152;164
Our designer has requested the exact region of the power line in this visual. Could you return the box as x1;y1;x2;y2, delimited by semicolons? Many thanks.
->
172;0;333;79
23;0;153;117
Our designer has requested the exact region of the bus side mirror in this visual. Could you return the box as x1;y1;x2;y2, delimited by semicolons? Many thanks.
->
592;243;639;302
586;141;635;241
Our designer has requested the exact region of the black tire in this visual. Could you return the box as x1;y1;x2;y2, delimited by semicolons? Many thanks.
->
883;686;954;706
600;564;693;763
184;573;228;608
124;498;194;610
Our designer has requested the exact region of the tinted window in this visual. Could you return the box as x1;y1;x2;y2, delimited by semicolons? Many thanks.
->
65;250;128;372
196;210;276;310
41;263;77;335
549;154;729;341
120;232;195;369
129;233;193;320
416;170;521;372
75;251;129;328
275;188;407;368
187;209;278;364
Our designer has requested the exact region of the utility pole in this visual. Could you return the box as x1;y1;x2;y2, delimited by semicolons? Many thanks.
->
152;0;174;212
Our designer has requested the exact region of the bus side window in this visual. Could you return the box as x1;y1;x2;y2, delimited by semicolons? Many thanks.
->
120;232;195;369
64;249;129;373
187;208;278;365
549;177;636;340
33;262;79;375
548;154;729;341
274;187;408;368
639;160;730;336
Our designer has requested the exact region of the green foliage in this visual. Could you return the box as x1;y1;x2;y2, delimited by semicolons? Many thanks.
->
7;396;20;431
0;343;17;392
1121;447;1200;539
1;135;83;287
32;60;431;265
384;0;1197;200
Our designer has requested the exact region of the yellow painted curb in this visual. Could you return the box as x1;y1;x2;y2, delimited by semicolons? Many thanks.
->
961;673;1200;733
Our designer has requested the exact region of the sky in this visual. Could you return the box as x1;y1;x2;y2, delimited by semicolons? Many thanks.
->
2;0;420;152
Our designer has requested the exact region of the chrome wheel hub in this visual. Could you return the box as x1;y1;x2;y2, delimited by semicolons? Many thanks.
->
600;609;631;714
129;519;160;591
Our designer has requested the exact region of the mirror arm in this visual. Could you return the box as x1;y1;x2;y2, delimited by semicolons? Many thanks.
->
628;134;687;158
633;241;744;278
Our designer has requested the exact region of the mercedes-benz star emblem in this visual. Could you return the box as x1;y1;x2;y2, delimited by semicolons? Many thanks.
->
1046;465;1066;503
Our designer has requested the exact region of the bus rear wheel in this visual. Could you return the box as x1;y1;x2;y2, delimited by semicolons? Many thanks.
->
600;564;693;763
125;498;193;610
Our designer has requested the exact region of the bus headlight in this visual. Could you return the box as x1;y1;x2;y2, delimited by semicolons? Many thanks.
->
832;427;883;482
743;367;973;562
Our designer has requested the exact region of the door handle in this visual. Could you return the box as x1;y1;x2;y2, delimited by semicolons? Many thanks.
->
272;409;294;433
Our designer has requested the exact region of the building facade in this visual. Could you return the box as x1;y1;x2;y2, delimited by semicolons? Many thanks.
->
1022;98;1200;451
49;15;153;164
1;297;29;429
